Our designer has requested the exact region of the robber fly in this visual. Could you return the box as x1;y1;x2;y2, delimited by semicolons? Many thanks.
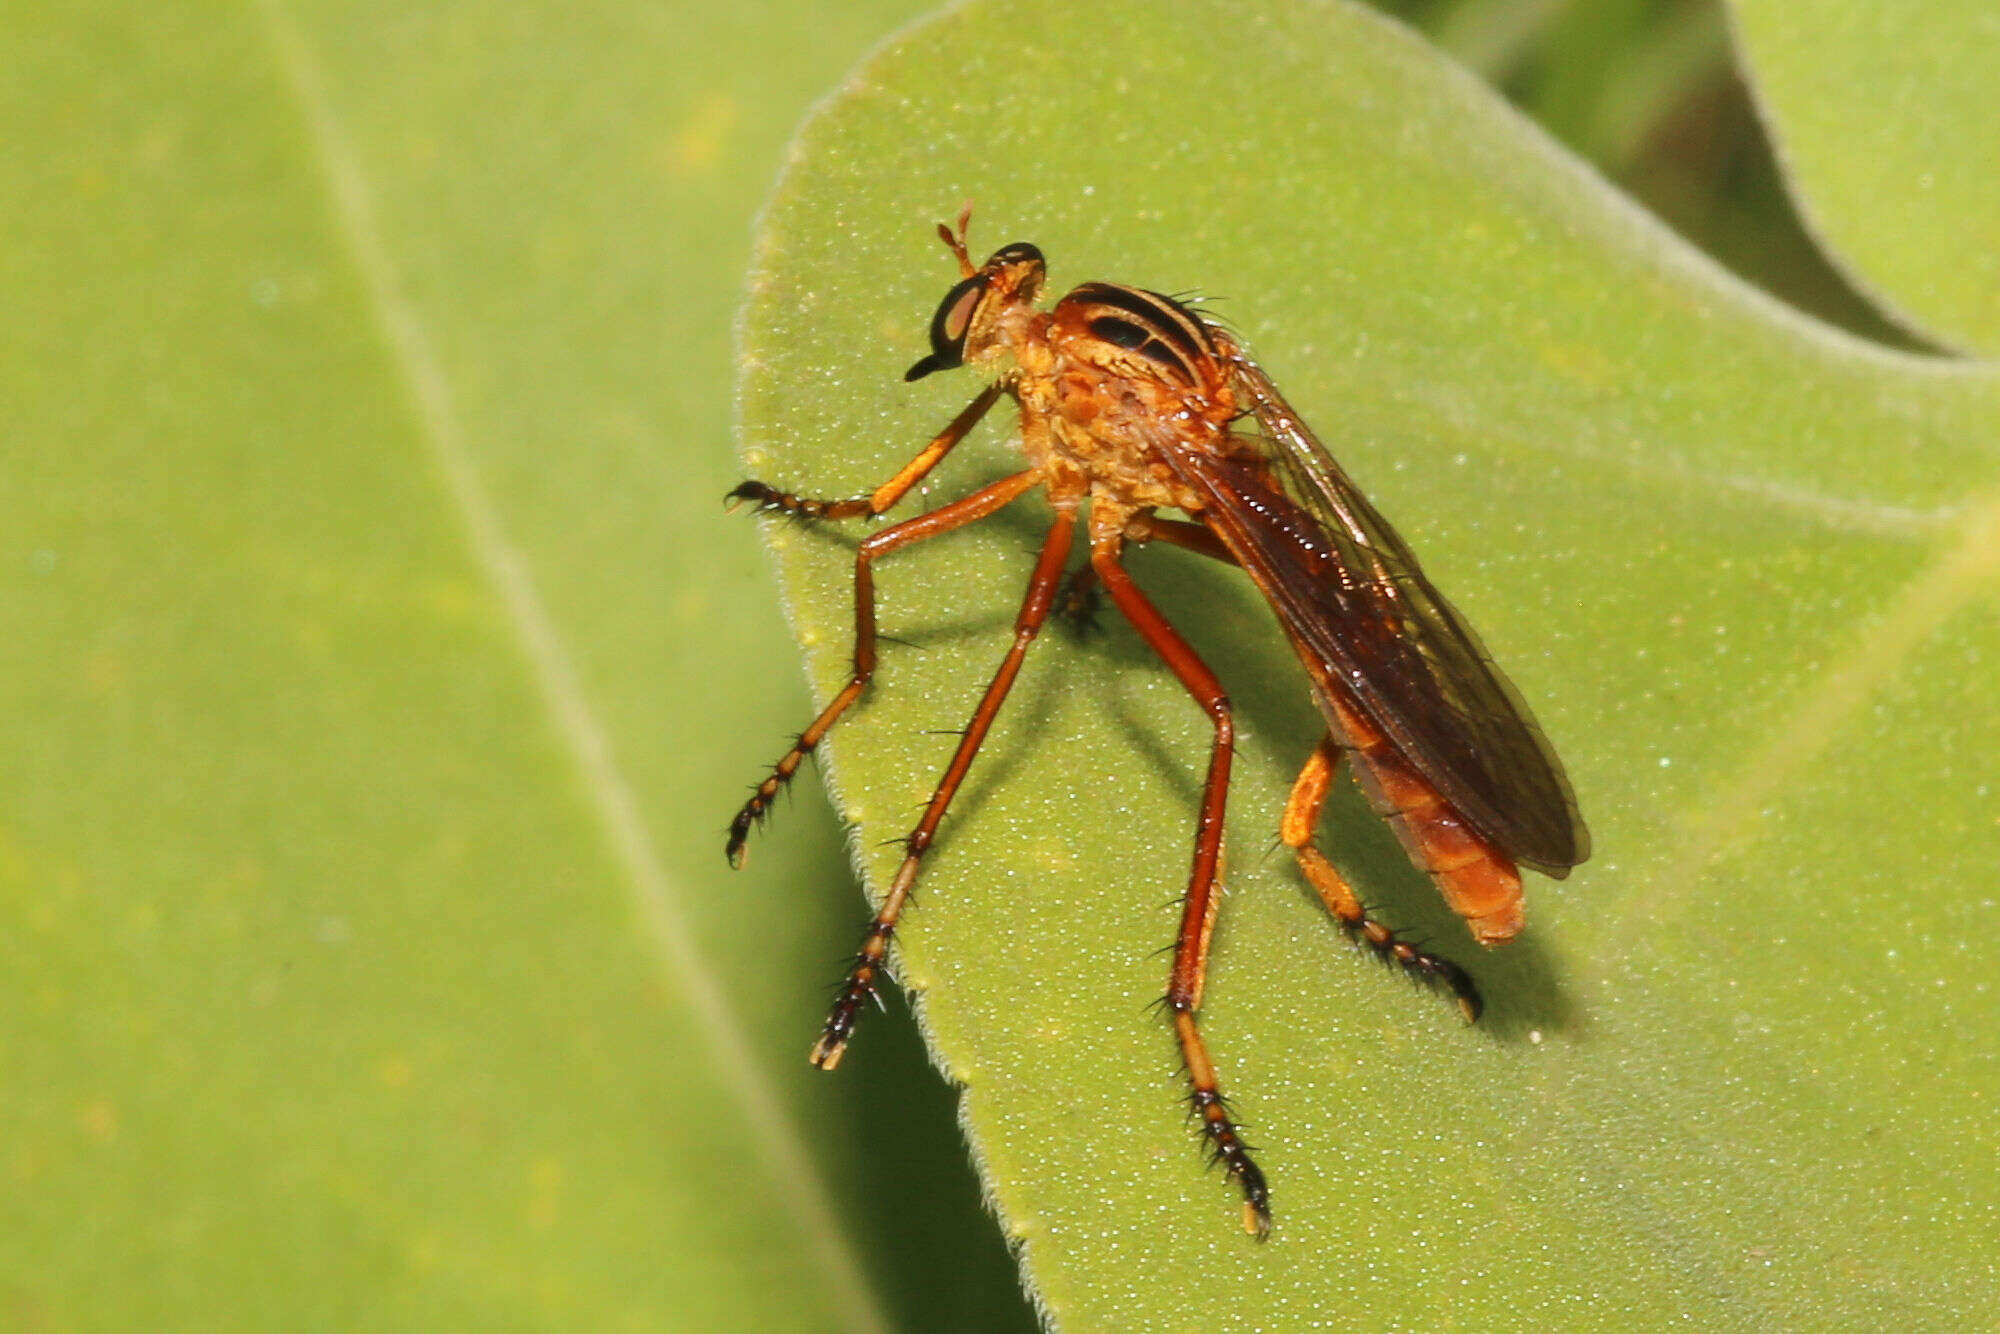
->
726;208;1589;1237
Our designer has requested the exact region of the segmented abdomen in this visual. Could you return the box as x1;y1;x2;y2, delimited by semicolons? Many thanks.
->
1325;693;1524;945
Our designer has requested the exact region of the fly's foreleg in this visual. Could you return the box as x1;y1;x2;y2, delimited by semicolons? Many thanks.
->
727;386;1002;521
724;467;1037;866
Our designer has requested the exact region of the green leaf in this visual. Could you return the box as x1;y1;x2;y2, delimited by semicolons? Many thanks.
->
1729;1;2000;352
741;0;2000;1326
1;1;1032;1328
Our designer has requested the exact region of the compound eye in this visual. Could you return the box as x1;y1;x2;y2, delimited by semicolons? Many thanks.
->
905;272;988;381
936;274;984;345
988;242;1044;267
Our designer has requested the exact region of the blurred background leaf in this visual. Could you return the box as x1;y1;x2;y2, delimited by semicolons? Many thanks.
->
1;2;1023;1329
4;0;1992;1330
1728;0;2000;352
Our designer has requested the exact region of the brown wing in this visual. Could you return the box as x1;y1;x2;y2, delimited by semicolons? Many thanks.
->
1150;342;1588;877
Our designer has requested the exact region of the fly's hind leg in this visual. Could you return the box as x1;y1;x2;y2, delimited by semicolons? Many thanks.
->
1283;733;1484;1023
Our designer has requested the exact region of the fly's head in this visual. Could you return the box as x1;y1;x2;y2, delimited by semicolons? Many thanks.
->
905;208;1045;383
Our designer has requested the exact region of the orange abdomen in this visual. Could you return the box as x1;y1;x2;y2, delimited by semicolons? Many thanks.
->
1326;695;1524;945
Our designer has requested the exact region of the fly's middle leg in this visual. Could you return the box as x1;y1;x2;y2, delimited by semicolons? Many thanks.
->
1093;544;1271;1239
811;508;1076;1068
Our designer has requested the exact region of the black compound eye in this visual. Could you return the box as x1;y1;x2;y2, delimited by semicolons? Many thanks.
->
933;274;985;347
989;242;1044;266
906;272;988;381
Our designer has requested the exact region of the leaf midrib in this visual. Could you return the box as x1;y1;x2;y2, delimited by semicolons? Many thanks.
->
254;4;891;1330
